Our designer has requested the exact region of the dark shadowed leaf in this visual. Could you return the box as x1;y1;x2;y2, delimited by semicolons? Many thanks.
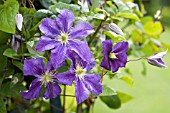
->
100;95;121;109
12;61;23;71
0;97;6;113
0;45;8;73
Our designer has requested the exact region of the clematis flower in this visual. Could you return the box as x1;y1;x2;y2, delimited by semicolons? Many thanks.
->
87;0;92;6
56;49;102;104
148;50;168;68
100;40;128;72
36;9;94;68
21;58;61;99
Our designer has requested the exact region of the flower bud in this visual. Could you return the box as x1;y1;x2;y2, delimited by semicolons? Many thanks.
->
109;23;124;36
15;14;23;31
148;50;168;68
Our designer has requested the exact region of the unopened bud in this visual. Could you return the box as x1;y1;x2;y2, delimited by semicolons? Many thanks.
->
109;23;124;36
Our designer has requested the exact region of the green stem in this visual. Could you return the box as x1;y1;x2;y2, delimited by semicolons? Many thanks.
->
127;57;147;62
88;20;103;45
50;96;62;113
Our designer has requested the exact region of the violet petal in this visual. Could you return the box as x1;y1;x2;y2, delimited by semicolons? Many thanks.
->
55;71;75;86
24;58;44;76
112;41;128;54
36;36;56;52
56;9;74;33
75;78;90;104
21;79;42;99
69;22;94;39
84;74;102;95
110;60;120;72
100;56;111;70
39;18;60;38
68;40;95;71
43;83;61;99
102;40;112;56
51;44;67;69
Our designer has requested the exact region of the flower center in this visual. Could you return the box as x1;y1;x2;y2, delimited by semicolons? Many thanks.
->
75;64;86;79
58;32;69;44
109;53;117;59
41;72;53;85
43;75;52;83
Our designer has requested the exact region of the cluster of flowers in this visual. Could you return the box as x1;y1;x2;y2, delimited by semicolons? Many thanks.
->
21;9;167;104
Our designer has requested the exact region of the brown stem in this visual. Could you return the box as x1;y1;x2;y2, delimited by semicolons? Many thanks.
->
100;68;108;82
60;94;75;97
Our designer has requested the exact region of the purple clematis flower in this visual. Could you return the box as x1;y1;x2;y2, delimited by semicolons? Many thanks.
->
100;40;128;72
21;58;61;99
148;50;168;68
56;49;102;104
88;0;92;6
36;9;94;68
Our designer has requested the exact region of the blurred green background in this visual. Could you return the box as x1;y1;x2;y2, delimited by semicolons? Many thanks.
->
94;0;170;113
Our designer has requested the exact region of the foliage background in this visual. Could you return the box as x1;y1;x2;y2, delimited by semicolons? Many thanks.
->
0;0;170;113
95;0;170;113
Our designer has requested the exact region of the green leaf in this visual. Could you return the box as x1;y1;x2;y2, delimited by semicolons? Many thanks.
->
35;9;53;19
143;21;163;36
0;31;11;44
93;13;105;20
104;31;126;42
116;12;140;21
0;45;8;73
19;7;36;31
12;60;23;71
100;95;121;109
39;0;57;8
131;30;143;44
3;48;19;59
0;0;19;33
141;61;147;76
117;92;133;103
91;0;100;10
0;82;26;97
49;2;80;13
26;41;44;57
140;16;153;24
118;75;134;87
59;0;71;3
100;85;117;96
0;97;6;113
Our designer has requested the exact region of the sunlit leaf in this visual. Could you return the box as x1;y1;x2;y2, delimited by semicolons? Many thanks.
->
116;12;140;21
118;75;134;87
0;0;19;33
100;85;117;96
143;21;163;36
117;92;133;103
131;30;143;44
